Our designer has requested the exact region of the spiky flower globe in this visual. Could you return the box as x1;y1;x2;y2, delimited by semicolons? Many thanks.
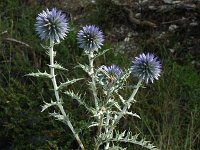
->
77;25;104;53
102;65;123;81
35;8;69;43
132;53;161;83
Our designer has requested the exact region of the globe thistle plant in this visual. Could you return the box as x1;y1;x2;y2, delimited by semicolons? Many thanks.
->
132;53;161;83
77;25;104;53
31;7;161;148
31;8;85;150
35;8;69;43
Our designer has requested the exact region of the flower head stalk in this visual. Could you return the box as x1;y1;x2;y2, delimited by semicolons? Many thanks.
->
132;53;161;83
77;25;104;111
77;25;104;53
35;8;69;43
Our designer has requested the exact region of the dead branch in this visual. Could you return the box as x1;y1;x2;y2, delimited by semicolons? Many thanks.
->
124;8;157;28
1;30;8;35
4;37;32;48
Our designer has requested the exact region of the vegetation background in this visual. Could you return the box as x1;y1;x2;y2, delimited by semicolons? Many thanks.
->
0;0;200;149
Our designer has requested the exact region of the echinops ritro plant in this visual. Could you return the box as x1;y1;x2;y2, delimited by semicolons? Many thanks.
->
29;8;161;150
29;8;85;150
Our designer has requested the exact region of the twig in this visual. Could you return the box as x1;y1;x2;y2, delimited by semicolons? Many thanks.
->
161;17;191;24
1;30;8;35
4;37;31;48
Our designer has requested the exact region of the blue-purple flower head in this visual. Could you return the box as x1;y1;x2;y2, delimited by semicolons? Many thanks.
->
77;25;104;53
132;53;161;83
102;65;123;81
35;8;69;43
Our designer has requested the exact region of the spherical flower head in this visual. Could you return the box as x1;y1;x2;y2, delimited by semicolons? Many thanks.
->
132;53;161;83
77;25;104;53
102;64;123;81
35;8;69;43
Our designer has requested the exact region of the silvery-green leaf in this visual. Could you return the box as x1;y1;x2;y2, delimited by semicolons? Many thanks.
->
41;43;50;50
49;111;65;121
88;81;97;93
88;122;99;128
48;63;68;71
113;69;132;90
94;48;110;59
64;90;92;113
107;146;127;150
117;130;126;139
117;93;126;104
107;99;121;111
41;100;61;112
65;90;82;101
113;101;121;111
100;130;159;150
78;63;90;74
26;70;53;78
45;50;56;57
58;78;83;90
125;111;141;119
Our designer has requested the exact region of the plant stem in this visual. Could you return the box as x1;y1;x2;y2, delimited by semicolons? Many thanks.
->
88;52;99;111
104;80;142;145
105;110;110;150
95;113;103;150
88;51;101;150
49;38;85;150
97;113;103;138
116;79;142;123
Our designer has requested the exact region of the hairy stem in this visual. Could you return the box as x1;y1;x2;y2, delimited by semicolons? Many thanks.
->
95;113;103;150
88;51;101;150
115;79;142;123
103;80;142;146
105;110;111;150
88;52;99;111
49;38;85;150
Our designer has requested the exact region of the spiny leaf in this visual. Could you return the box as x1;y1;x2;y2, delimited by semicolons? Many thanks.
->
41;43;50;50
125;111;141;119
107;99;122;111
117;93;126;104
26;70;53;78
64;90;92;113
107;145;127;150
48;62;68;71
41;100;62;112
78;63;90;74
112;68;132;91
94;48;110;59
100;130;159;150
58;78;83;91
88;122;99;128
49;111;65;121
